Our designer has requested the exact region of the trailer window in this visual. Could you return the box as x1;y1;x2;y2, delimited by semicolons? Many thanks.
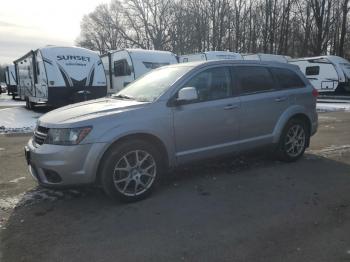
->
271;68;305;89
143;62;170;69
114;59;131;77
305;66;320;76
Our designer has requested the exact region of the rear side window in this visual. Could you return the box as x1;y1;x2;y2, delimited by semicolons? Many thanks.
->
271;68;305;89
235;66;274;94
305;66;320;76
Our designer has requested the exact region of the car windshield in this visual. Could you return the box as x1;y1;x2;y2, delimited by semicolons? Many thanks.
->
112;66;192;102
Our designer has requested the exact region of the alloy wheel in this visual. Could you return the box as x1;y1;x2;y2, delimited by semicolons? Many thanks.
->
113;150;157;196
284;124;306;157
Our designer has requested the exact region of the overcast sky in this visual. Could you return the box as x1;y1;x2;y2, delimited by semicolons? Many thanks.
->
0;0;109;64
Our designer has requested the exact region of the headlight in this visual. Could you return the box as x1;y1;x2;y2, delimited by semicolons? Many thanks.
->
45;127;92;145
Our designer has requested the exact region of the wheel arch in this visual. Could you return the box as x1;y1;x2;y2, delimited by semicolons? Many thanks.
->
273;107;312;146
95;132;169;184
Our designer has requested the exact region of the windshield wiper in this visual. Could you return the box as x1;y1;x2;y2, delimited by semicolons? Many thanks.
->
113;94;135;100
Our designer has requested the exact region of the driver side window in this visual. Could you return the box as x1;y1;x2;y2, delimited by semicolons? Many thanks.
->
184;67;232;102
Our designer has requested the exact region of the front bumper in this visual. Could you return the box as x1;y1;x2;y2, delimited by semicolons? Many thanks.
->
25;138;107;187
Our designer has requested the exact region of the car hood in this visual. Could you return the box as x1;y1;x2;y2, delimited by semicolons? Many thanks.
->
39;98;149;126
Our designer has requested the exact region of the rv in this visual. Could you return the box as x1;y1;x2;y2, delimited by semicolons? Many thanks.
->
290;56;350;93
101;49;178;94
242;53;290;63
14;46;107;109
179;51;243;63
5;65;17;98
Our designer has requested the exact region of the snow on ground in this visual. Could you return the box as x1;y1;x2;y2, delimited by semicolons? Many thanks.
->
0;93;25;107
317;102;350;113
0;91;349;135
0;107;42;134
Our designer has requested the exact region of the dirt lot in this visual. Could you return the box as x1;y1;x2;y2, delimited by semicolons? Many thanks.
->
1;112;350;262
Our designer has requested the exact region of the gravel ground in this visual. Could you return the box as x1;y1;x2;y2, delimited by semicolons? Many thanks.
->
0;111;350;262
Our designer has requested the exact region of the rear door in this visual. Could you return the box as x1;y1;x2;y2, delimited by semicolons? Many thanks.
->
234;66;291;149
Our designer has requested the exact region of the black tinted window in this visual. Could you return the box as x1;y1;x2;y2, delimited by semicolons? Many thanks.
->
235;66;274;94
143;62;169;69
305;66;320;76
184;67;232;102
271;68;305;89
114;59;131;77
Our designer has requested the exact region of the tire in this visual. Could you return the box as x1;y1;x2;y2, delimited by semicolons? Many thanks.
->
25;97;35;110
100;139;164;202
25;97;30;109
276;118;309;162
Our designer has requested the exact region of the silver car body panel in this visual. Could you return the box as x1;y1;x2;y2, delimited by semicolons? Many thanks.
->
26;60;318;186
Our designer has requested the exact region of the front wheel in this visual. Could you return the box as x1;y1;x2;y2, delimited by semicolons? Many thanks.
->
100;140;163;202
276;119;309;162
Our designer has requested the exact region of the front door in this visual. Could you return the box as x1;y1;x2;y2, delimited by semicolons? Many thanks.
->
172;66;240;164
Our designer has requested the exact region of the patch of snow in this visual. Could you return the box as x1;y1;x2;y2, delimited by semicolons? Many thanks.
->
9;177;26;183
309;145;350;156
0;93;25;107
0;187;97;211
0;107;43;134
317;102;350;113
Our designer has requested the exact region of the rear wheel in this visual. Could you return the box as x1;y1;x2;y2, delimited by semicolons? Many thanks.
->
276;119;309;162
100;140;163;202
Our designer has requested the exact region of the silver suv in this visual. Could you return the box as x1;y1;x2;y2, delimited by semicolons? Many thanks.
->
25;60;318;201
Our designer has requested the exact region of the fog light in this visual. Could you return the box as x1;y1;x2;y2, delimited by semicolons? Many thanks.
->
43;169;62;183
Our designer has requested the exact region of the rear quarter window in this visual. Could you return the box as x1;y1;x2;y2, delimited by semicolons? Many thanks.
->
271;68;306;89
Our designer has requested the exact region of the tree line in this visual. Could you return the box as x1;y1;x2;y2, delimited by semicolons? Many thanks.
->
79;0;349;59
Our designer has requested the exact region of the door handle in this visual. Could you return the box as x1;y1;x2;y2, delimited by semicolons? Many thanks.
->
224;104;239;110
275;97;287;102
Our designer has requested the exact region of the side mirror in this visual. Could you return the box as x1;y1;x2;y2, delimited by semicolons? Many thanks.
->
177;87;198;103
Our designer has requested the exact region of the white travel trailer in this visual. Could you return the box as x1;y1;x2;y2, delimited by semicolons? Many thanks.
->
5;65;17;97
101;49;178;94
289;56;350;93
243;53;290;63
179;51;243;63
14;46;107;109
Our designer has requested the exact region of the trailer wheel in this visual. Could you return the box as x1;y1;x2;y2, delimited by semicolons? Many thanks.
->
25;97;35;110
25;97;29;109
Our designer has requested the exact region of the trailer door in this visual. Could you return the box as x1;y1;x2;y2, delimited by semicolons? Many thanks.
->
35;51;48;100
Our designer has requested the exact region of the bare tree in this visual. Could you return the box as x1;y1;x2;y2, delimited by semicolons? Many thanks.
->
77;0;350;59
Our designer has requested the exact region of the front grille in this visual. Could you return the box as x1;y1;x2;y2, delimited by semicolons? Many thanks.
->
34;126;49;145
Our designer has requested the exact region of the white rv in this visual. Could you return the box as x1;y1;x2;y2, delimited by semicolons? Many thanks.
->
242;53;290;63
179;51;243;63
101;49;178;94
5;65;17;97
14;46;107;109
289;56;350;93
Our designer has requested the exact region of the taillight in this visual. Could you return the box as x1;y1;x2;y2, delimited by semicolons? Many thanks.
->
312;88;319;98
